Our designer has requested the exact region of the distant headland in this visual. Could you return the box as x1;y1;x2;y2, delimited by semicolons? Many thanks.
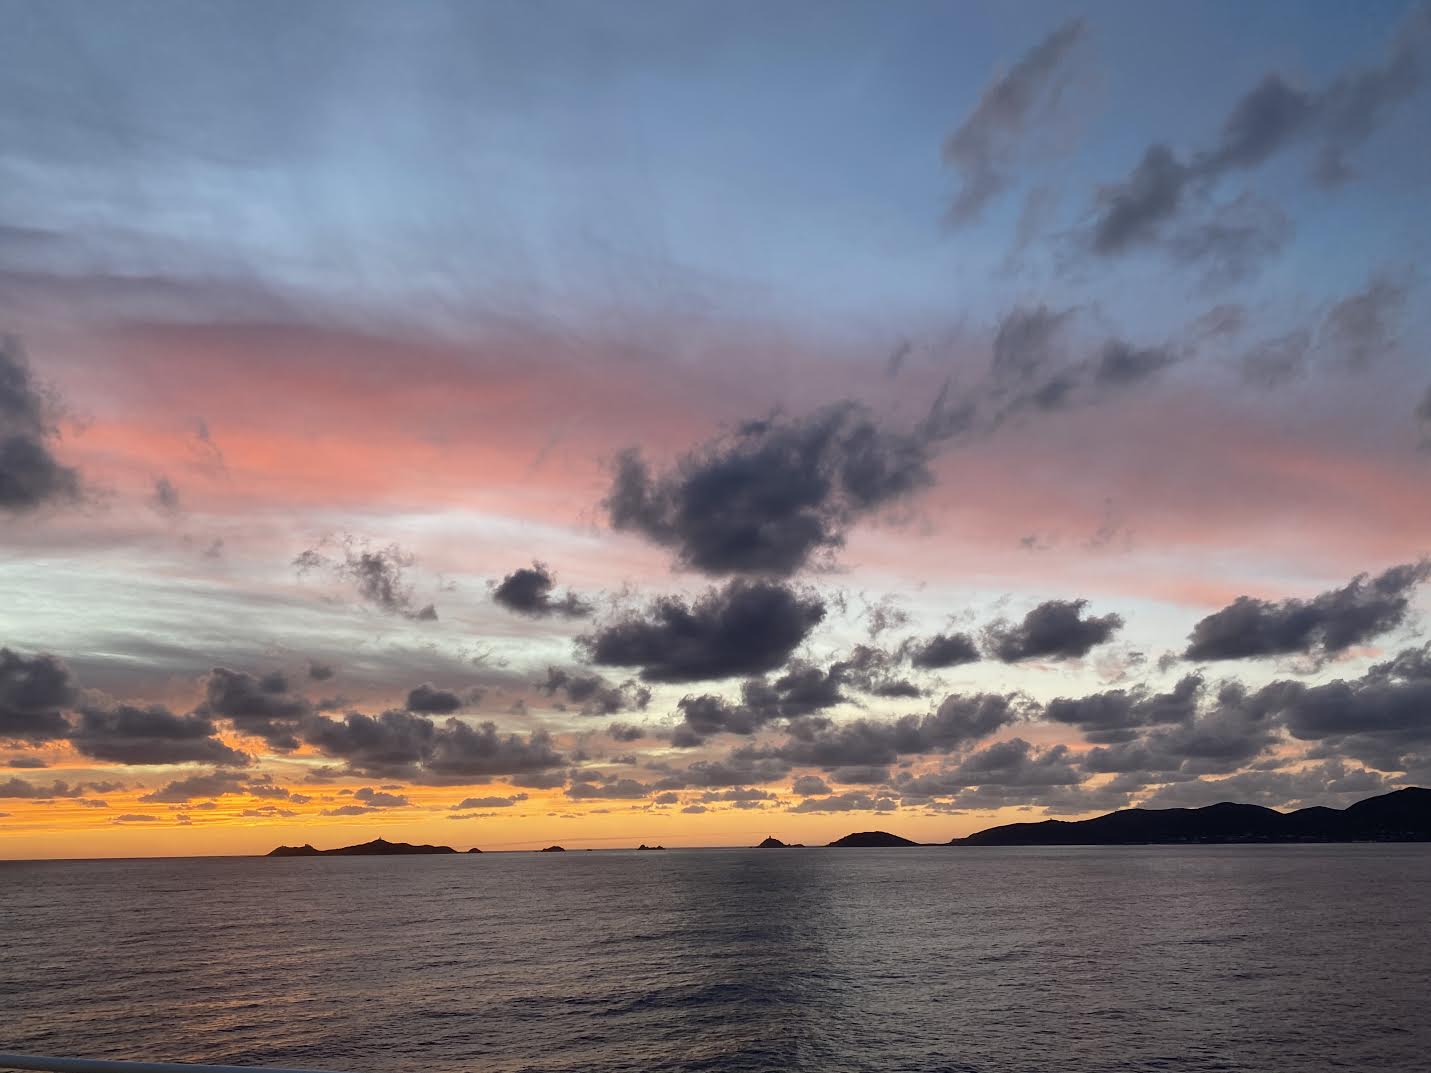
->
267;837;461;856
952;787;1431;846
828;830;920;847
262;789;1428;858
754;789;1430;850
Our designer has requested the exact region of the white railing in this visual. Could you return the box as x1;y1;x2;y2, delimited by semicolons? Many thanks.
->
0;1056;356;1073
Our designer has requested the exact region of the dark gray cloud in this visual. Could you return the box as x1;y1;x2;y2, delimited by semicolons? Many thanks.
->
1162;193;1294;287
420;719;564;781
245;776;311;803
1266;642;1431;772
606;326;1180;580
1241;275;1407;387
1001;184;1059;270
606;402;946;576
757;664;845;716
862;596;911;640
507;769;568;790
294;538;437;620
1092;144;1190;256
1213;74;1320;171
670;646;921;746
566;776;655;800
151;475;181;515
978;306;1186;427
606;722;647;742
491;562;593;618
990;305;1076;392
672;692;769;743
307;661;335;681
1192;304;1250;342
896;739;1084;798
791;774;833;796
885;339;913;379
451;793;528;809
7;755;49;768
1319;275;1406;367
187;417;226;474
789;790;899;813
405;683;464;714
352;786;410;808
761;691;1027;769
649;752;794;790
1082;679;1285;780
0;339;81;513
1043;674;1204;745
70;704;250;766
699;786;778;806
138;769;249;803
137;771;307;805
943;19;1086;223
198;668;313;750
904;632;981;669
865;678;924;700
1091;340;1180;390
912;691;1032;748
0;776;113;799
1419;385;1431;447
672;668;837;743
580;579;826;683
985;599;1124;662
538;667;651;716
301;709;562;781
1091;7;1431;260
0;648;77;742
825;764;892;785
830;644;923;698
1241;329;1313;388
1184;560;1429;662
302;709;436;777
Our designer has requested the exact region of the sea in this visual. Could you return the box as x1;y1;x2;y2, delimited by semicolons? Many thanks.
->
3;846;1429;1073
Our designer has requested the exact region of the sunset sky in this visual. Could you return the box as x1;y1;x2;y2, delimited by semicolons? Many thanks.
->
2;0;1430;858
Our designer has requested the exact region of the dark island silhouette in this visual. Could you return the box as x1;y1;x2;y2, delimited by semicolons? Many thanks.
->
953;787;1431;846
267;837;461;856
828;831;920;847
261;790;1428;858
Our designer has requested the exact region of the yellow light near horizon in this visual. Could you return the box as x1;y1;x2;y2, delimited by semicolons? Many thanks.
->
0;791;1071;860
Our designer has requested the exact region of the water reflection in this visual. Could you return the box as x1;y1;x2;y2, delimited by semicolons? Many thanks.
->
3;847;1430;1073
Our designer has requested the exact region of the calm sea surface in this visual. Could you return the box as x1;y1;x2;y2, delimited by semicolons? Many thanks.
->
3;846;1429;1073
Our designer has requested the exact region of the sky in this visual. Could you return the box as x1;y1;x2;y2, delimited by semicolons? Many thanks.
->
1;0;1430;858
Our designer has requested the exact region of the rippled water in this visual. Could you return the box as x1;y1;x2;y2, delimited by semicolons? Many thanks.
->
4;846;1430;1073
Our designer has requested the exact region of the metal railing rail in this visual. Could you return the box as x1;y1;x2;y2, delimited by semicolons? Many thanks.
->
0;1055;356;1073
